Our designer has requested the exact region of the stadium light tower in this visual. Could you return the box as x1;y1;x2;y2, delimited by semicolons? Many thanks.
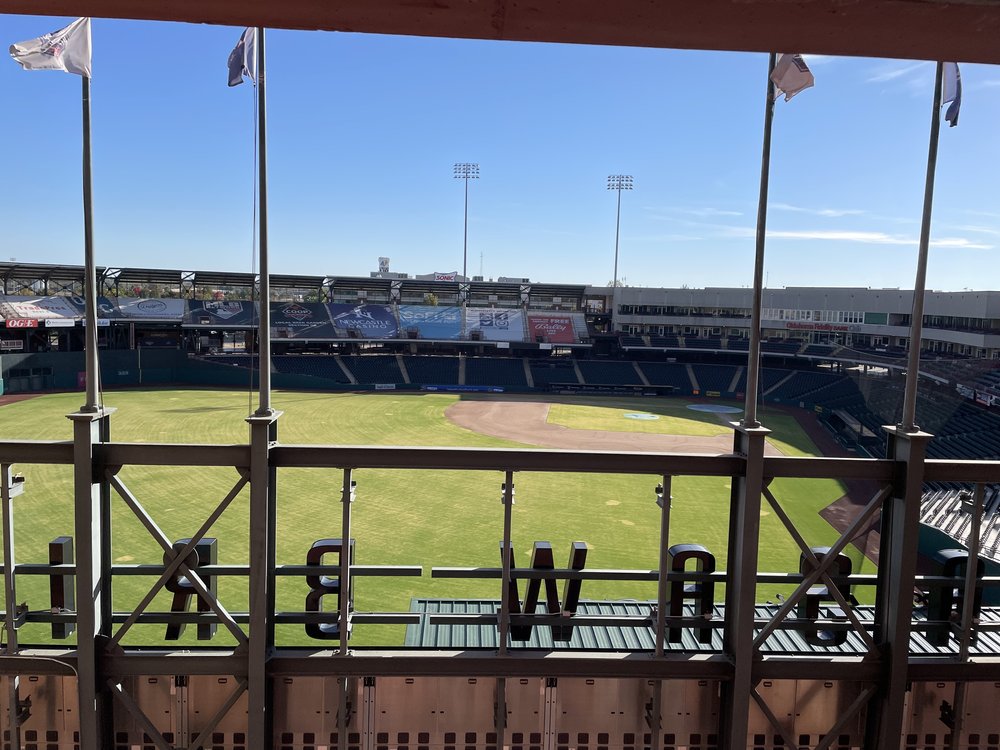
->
454;163;480;280
607;175;633;288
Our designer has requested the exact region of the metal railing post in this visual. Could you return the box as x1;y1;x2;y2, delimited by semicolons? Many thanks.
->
720;422;769;750
67;407;115;750
247;410;281;748
865;425;931;748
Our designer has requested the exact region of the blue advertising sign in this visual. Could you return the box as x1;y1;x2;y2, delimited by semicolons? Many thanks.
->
465;308;526;342
397;305;463;340
326;304;399;339
270;302;337;340
185;300;258;326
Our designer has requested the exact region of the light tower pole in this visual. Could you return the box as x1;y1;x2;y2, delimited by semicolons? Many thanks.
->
454;163;480;280
607;174;633;288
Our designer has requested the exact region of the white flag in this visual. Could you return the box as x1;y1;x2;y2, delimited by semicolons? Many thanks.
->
228;27;257;87
770;53;814;102
9;17;91;77
943;62;961;127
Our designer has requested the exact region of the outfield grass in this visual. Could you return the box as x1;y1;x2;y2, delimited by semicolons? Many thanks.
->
546;399;731;436
0;389;871;647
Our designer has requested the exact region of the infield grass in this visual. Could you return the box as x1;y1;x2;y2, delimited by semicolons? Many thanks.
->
0;389;872;646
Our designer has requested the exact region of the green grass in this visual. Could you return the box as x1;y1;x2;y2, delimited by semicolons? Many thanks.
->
0;389;869;647
546;399;731;436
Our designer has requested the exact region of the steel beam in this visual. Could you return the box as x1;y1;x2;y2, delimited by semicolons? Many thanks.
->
246;411;280;749
719;422;769;750
67;408;115;750
866;426;931;749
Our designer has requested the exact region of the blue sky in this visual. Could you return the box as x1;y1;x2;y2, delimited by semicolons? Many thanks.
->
2;14;999;291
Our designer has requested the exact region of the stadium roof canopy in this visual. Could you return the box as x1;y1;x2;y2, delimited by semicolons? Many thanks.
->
3;0;1000;65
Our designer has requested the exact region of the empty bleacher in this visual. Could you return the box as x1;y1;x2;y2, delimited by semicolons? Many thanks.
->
464;357;529;389
530;359;579;388
649;335;680;348
341;355;404;384
403;356;460;386
684;336;722;350
637;362;691;391
272;355;352;382
577;360;643;385
691;364;739;393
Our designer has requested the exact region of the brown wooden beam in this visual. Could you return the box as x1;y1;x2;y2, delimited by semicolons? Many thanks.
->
3;0;1000;65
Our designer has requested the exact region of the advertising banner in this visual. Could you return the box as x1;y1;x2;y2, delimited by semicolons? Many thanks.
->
397;305;463;340
527;313;577;344
465;308;525;342
433;272;457;282
115;297;185;320
270;302;337;340
0;295;81;320
5;318;38;328
185;300;258;326
326;304;399;339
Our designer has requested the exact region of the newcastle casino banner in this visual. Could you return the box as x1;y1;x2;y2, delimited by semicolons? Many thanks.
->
397;305;463;340
465;308;526;342
270;302;337;340
326;303;400;339
184;300;259;327
527;313;579;344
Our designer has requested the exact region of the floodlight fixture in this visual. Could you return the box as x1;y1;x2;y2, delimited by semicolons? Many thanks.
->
607;174;634;289
454;163;480;280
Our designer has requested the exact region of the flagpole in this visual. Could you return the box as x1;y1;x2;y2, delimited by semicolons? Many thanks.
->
255;26;273;416
743;52;777;429
900;61;944;432
81;74;101;413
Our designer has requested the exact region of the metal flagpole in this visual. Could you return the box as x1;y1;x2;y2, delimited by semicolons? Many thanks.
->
255;26;273;416
900;61;944;432
81;75;101;413
743;52;777;429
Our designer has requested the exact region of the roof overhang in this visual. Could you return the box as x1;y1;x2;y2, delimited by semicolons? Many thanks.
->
3;0;1000;65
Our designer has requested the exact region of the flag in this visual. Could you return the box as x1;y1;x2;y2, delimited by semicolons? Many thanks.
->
943;62;961;127
228;27;257;87
770;53;814;101
9;17;91;77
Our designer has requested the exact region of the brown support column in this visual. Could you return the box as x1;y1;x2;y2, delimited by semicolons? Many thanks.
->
68;407;115;750
247;411;281;748
720;422;769;750
865;425;931;748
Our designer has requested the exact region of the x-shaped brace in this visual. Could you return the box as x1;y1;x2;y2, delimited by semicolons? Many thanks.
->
751;680;876;750
107;470;249;646
108;676;247;750
753;484;891;650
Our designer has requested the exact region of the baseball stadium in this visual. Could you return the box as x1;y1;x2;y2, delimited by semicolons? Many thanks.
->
3;1;1000;749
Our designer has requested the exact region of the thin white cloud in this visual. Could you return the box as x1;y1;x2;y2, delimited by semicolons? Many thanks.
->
802;54;836;67
949;224;1000;238
975;79;1000;89
629;233;706;243
648;206;743;218
770;202;865;218
867;61;930;84
725;226;991;249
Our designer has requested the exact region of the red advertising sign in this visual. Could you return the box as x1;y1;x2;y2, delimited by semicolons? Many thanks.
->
5;318;38;328
527;314;576;344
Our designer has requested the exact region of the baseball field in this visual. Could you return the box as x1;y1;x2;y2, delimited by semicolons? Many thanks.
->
0;389;873;646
